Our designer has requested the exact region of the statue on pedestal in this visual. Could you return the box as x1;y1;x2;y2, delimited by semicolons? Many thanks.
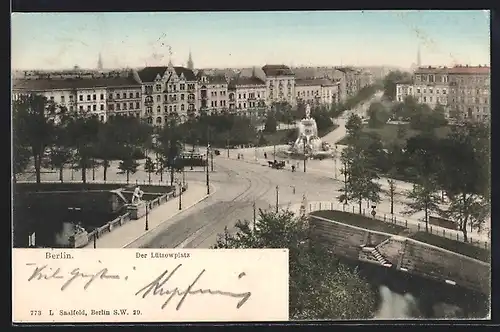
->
132;186;144;204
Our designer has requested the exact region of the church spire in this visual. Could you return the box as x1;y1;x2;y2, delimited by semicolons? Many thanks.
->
168;57;173;67
417;44;421;68
97;52;103;70
187;50;194;70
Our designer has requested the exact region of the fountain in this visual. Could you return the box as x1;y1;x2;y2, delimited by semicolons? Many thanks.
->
288;104;332;158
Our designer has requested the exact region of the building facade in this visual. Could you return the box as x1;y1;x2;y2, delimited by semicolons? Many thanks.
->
196;71;229;114
106;78;143;119
295;78;339;107
228;75;267;117
12;75;144;122
447;65;490;122
261;65;296;107
395;65;490;122
136;64;197;126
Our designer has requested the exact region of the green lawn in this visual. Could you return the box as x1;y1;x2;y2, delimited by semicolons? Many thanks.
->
337;123;451;146
409;232;490;263
311;210;405;235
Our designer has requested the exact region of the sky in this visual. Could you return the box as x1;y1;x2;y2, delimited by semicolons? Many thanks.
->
11;10;491;70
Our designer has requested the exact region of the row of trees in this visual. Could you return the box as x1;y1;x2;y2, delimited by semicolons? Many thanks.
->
340;113;490;241
13;94;187;186
368;96;447;130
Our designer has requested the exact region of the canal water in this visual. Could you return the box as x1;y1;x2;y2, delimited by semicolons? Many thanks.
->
343;259;490;319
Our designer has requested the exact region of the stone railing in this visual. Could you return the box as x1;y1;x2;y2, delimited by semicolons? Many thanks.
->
287;200;491;250
79;184;188;247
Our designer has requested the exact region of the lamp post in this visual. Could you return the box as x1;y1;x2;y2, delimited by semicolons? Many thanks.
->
334;144;338;179
210;150;214;172
253;201;256;229
303;138;307;173
275;185;279;213
92;159;96;181
145;202;149;231
178;179;183;210
226;137;230;158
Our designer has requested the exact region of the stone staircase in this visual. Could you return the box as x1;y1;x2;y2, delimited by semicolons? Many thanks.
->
360;245;393;267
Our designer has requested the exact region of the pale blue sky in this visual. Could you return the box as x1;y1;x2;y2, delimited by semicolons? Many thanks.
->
11;10;490;70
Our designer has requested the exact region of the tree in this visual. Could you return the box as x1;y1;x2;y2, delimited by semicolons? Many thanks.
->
155;156;166;182
403;177;441;233
437;126;490;241
367;102;389;128
12;94;62;183
345;114;363;141
144;157;156;184
338;144;382;214
158;118;183;186
212;210;376;319
382;71;412;101
12;106;31;182
66;115;100;184
396;123;408;140
117;155;139;184
264;113;277;133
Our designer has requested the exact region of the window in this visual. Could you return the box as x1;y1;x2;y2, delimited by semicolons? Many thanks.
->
108;94;113;100
129;93;133;98
117;104;121;110
164;94;168;102
239;94;241;99
146;107;152;113
87;95;91;101
100;94;104;100
136;102;140;109
157;106;161;113
436;89;440;94
130;102;134;109
169;106;172;112
423;89;426;94
180;84;185;90
429;97;433;102
174;105;177;112
100;104;104;111
423;96;427;102
156;84;162;91
100;115;104;122
181;94;185;100
181;104;185;111
93;94;97;101
429;88;433;94
116;93;120;99
157;95;161;102
243;93;246;99
136;92;140;98
214;101;218;107
416;88;420;94
87;105;91;111
70;106;74;112
109;104;114;111
79;106;84;111
244;103;247;108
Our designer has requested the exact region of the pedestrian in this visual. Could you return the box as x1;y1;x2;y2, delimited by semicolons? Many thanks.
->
264;152;267;159
291;165;295;172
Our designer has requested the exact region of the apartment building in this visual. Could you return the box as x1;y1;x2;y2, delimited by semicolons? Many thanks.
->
447;65;490;122
228;74;267;117
261;65;296;106
395;65;490;122
197;71;229;114
295;78;340;107
106;78;143;118
12;75;143;122
136;64;197;126
336;67;359;97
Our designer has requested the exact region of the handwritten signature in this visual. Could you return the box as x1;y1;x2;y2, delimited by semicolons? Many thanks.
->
135;264;252;310
26;263;120;291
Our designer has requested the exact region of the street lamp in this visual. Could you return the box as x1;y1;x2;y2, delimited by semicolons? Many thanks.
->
334;144;338;180
210;150;214;172
145;202;149;231
206;144;211;195
303;137;307;173
178;179;183;210
371;205;377;219
275;185;279;213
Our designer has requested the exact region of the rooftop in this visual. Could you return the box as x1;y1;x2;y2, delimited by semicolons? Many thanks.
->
12;76;141;91
229;75;266;88
415;65;490;75
137;66;197;83
261;64;294;77
295;78;336;87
